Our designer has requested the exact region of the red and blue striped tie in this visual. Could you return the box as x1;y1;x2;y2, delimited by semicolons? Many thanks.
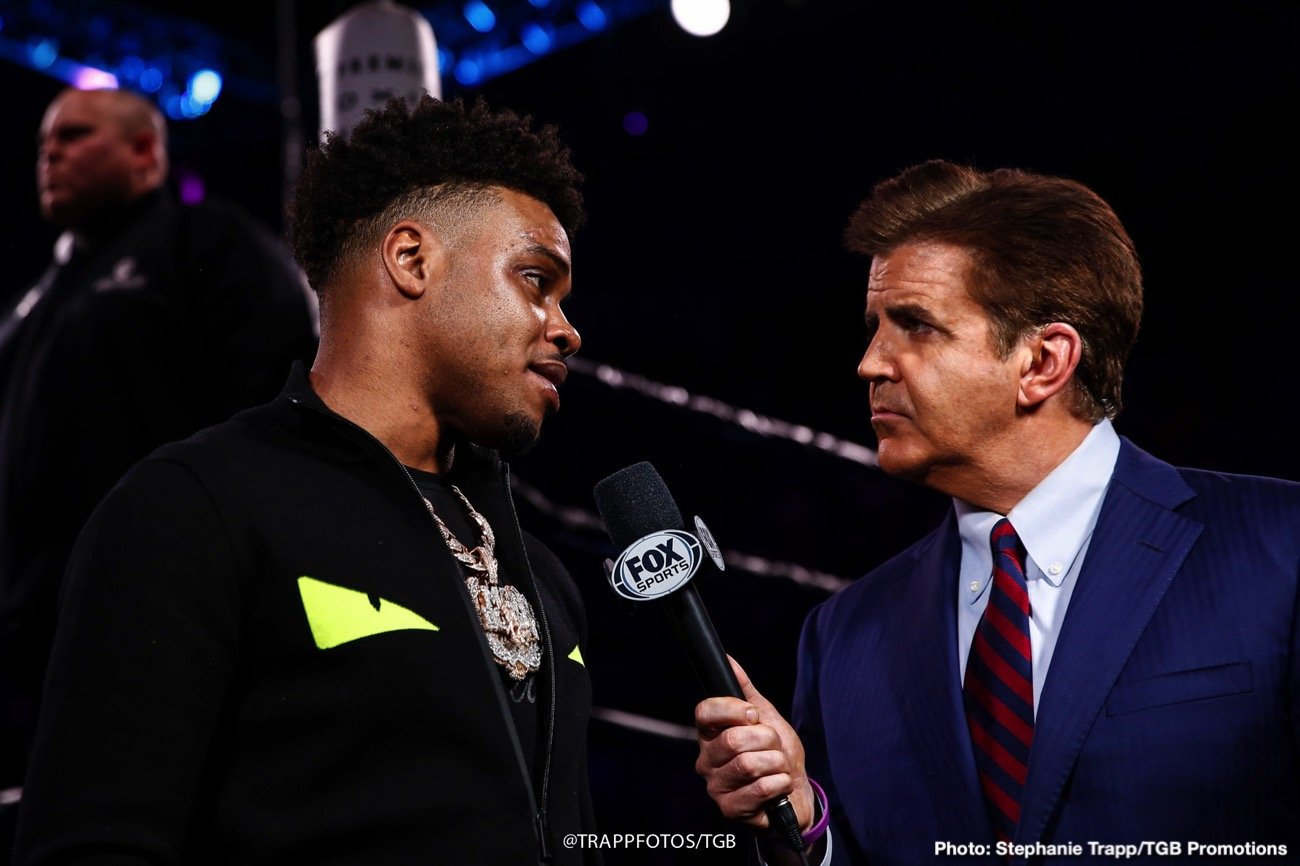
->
964;518;1033;844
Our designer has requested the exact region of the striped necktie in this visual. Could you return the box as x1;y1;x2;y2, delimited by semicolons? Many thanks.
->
963;517;1033;844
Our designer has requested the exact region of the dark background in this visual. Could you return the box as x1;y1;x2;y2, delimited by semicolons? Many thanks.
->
2;1;1297;862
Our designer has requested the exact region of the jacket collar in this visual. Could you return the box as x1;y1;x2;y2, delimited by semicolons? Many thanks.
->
278;359;323;407
276;360;505;484
70;187;171;256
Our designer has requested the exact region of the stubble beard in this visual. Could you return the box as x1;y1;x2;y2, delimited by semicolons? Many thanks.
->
497;410;544;457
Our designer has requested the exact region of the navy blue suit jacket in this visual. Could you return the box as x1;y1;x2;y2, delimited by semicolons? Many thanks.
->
794;439;1300;864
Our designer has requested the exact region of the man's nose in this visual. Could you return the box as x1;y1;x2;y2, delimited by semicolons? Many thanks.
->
548;307;581;358
38;138;60;165
857;335;894;382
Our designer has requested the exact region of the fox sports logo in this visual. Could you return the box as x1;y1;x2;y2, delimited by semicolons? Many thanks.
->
609;529;703;601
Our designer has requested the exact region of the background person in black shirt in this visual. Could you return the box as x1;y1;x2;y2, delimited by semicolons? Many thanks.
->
0;86;317;816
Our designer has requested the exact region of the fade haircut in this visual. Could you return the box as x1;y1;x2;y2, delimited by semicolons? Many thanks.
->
845;159;1143;422
287;93;584;294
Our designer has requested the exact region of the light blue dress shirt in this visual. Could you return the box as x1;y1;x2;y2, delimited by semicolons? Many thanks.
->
954;419;1120;714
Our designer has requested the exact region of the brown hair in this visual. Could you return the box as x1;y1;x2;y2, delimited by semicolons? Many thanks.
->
845;159;1143;421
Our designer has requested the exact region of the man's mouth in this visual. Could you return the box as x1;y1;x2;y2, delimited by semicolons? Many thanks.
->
529;360;568;389
871;403;905;417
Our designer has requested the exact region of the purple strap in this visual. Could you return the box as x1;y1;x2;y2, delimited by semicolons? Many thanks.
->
803;777;830;846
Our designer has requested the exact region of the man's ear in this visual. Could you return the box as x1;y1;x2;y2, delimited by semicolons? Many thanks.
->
1017;322;1082;409
128;129;162;179
382;220;444;300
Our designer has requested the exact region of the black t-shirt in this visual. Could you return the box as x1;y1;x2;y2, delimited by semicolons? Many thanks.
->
405;465;541;781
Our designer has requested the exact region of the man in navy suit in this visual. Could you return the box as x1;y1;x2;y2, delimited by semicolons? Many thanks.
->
694;160;1300;864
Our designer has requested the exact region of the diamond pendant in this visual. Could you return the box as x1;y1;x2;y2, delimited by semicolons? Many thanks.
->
465;576;541;680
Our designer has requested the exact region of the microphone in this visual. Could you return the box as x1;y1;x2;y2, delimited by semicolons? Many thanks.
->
592;461;808;860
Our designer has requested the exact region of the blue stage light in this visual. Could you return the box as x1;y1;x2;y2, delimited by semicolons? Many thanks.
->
30;38;58;69
454;58;482;84
139;67;164;92
179;92;210;117
463;1;496;33
576;1;608;31
189;69;222;104
118;55;144;83
520;22;553;55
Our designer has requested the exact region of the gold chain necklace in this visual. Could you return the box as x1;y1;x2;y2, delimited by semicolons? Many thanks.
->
422;485;541;680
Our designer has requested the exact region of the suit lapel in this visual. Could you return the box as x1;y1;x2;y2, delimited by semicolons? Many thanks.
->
1018;440;1202;842
892;514;997;841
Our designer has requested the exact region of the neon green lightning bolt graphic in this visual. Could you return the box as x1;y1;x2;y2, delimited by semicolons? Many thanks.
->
298;576;439;650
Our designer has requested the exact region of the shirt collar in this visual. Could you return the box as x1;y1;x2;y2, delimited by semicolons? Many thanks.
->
956;419;1120;601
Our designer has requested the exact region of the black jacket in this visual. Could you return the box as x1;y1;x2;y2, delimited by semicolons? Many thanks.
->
15;365;598;865
0;190;318;785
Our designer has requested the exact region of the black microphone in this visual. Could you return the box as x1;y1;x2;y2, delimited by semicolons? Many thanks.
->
593;461;808;860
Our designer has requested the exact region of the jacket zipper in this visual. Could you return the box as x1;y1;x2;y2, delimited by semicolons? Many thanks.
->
287;394;554;859
505;463;557;862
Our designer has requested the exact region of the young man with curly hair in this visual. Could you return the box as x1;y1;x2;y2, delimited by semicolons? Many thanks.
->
14;94;599;865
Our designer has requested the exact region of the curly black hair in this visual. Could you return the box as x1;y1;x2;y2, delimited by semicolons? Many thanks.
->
287;93;584;293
